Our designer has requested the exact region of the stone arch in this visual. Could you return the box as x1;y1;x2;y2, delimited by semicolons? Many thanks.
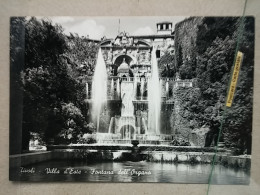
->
113;54;137;66
119;124;135;139
117;116;136;138
137;39;151;47
100;39;113;46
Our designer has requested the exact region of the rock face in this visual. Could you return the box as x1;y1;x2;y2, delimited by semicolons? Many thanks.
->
189;127;210;147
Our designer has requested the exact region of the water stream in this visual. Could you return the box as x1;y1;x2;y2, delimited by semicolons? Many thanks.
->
91;48;108;132
148;48;161;135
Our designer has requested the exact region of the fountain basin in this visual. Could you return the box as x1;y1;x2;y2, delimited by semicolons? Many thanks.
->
45;144;239;165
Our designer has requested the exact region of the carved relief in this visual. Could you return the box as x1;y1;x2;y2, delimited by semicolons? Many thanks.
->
137;50;151;65
145;52;151;62
107;50;113;63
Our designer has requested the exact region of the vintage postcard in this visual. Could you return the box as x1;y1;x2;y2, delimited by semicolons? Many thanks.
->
9;16;254;184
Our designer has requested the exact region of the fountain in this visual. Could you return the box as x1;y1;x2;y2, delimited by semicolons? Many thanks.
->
166;80;169;98
148;47;161;135
116;78;120;99
86;83;88;99
108;117;115;134
140;78;144;100
91;48;108;132
110;79;114;99
134;77;137;99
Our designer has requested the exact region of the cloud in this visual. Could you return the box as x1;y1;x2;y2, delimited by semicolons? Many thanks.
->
51;17;75;24
132;26;154;36
63;19;106;40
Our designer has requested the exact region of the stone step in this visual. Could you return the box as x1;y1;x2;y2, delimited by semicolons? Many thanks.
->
218;142;225;148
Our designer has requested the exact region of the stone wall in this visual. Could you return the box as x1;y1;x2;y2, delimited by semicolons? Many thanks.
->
143;151;251;170
9;151;53;168
46;145;250;170
174;17;203;79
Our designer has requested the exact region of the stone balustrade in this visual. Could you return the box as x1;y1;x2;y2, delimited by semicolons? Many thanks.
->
85;77;193;101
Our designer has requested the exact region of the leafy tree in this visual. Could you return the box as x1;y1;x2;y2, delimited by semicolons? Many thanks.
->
174;17;254;154
56;103;86;143
158;51;176;77
20;17;90;147
222;17;254;154
65;33;98;80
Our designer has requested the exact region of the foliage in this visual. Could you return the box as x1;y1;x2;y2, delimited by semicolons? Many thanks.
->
174;17;254;154
158;51;176;77
55;103;86;143
30;132;45;145
77;137;97;144
169;138;191;146
64;34;99;81
174;17;203;79
12;17;97;147
173;87;201;138
222;18;254;154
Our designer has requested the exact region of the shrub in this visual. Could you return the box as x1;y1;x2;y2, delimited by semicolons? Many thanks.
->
170;138;191;146
77;137;97;144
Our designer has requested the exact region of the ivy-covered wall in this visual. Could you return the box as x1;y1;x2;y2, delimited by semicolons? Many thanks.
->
174;17;203;79
172;87;201;141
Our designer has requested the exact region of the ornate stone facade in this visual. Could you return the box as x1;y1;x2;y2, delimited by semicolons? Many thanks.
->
86;22;194;141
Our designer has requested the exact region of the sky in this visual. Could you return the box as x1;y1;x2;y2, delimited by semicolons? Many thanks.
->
39;16;188;40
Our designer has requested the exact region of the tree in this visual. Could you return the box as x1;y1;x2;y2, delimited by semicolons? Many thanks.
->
222;17;254;154
21;17;87;147
174;17;254;154
65;33;98;80
158;51;176;77
195;17;254;153
55;103;86;144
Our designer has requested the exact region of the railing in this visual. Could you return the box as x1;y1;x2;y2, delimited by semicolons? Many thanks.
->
97;139;132;144
85;77;194;100
86;76;193;85
135;96;148;100
121;77;134;82
174;81;193;88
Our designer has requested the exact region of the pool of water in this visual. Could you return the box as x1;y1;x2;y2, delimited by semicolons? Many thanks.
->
10;160;250;184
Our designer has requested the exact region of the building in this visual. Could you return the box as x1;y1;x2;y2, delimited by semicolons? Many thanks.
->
86;22;192;141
